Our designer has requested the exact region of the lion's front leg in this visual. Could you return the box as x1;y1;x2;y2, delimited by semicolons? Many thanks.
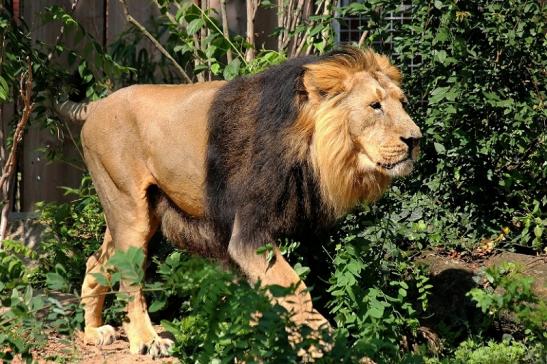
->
227;215;330;331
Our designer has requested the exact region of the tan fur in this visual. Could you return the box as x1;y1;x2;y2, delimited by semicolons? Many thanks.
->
75;82;225;357
310;98;390;216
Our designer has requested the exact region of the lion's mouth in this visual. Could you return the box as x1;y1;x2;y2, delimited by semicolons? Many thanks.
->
377;158;411;170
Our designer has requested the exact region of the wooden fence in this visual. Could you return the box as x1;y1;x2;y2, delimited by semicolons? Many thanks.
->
2;1;159;216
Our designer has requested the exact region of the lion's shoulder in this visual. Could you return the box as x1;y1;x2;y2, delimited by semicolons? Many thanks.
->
205;56;329;247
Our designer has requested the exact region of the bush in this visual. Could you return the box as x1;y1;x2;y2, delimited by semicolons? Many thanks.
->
468;263;547;342
452;339;527;364
388;0;546;251
35;176;105;289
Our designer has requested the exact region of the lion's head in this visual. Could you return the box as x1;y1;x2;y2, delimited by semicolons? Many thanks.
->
296;48;422;216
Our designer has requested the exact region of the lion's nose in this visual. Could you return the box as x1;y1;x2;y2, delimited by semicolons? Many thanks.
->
400;136;420;150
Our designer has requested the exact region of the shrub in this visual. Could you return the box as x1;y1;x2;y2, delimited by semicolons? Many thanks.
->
468;263;547;342
35;176;105;289
388;0;546;251
452;339;527;364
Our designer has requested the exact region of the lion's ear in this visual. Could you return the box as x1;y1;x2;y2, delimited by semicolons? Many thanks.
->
374;54;402;85
303;63;352;103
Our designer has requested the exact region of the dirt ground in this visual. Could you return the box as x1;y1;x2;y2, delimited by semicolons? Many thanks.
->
418;250;547;299
14;326;179;364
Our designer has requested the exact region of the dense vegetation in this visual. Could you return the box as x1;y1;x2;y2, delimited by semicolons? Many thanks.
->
0;0;545;363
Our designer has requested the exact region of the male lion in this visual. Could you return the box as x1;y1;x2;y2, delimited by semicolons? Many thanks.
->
56;47;421;357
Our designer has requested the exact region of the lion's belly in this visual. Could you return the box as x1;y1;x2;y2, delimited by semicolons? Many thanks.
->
150;156;207;218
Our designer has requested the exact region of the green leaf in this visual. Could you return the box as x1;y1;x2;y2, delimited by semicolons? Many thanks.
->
210;63;221;75
368;304;385;319
434;142;446;154
205;45;217;59
149;299;166;313
174;44;193;55
91;272;111;287
293;262;310;280
435;27;449;43
533;225;543;238
429;86;450;104
187;18;205;34
46;265;69;291
108;247;145;286
223;58;241;80
0;75;9;101
309;24;325;36
435;50;447;64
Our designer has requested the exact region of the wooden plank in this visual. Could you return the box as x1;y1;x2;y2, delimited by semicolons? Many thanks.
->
15;0;276;212
107;0;159;45
20;0;105;211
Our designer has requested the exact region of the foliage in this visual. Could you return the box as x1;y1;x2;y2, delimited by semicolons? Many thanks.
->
468;263;547;342
0;176;101;360
156;0;250;80
313;195;439;362
0;240;82;363
35;176;104;289
386;0;546;251
151;252;325;363
0;240;36;294
42;5;133;99
443;339;527;364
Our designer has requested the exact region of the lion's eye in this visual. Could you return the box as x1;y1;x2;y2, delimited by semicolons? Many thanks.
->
370;101;382;110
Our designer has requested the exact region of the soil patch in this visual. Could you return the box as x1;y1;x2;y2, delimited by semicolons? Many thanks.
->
12;326;179;364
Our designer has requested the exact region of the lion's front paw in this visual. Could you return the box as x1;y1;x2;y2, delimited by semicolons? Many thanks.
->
84;324;117;346
130;337;174;358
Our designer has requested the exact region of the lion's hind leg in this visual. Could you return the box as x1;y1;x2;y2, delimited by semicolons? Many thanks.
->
81;163;173;357
106;197;174;357
81;227;117;346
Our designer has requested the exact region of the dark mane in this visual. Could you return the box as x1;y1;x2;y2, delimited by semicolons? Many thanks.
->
206;56;333;248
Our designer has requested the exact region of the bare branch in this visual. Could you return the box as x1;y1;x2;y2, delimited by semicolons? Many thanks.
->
277;0;284;50
245;0;259;62
287;0;308;56
294;27;310;56
0;61;34;243
220;0;233;63
319;0;333;52
201;0;211;81
193;32;205;82
358;30;369;48
118;0;193;83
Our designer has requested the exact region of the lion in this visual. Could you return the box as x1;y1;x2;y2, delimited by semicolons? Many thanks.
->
55;47;421;357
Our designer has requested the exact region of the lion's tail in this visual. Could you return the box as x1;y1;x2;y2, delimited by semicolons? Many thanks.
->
53;99;94;124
